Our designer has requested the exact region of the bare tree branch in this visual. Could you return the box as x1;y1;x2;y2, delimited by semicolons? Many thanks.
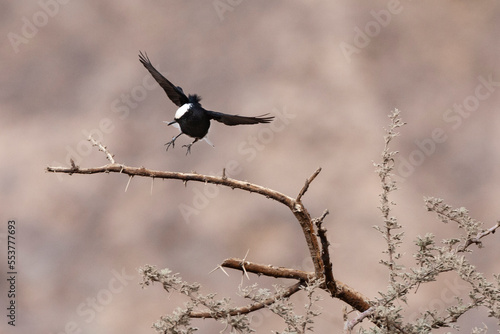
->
47;140;325;278
47;137;372;325
296;167;322;203
220;257;371;313
88;135;115;163
314;210;337;296
221;258;315;280
47;162;295;203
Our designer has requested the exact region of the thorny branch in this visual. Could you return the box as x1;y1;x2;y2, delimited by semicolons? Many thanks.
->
314;210;337;296
88;135;115;163
296;167;322;202
48;116;500;333
221;258;370;313
46;136;369;313
47;137;325;278
220;258;315;281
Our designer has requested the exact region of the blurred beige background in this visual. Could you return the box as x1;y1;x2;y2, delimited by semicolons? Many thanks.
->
1;1;500;333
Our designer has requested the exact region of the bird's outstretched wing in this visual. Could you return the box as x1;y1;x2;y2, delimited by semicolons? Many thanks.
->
138;51;188;107
206;110;274;126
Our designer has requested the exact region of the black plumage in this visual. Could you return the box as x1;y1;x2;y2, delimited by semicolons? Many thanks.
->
139;51;274;154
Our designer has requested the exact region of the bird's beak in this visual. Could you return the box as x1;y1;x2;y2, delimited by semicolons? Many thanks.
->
164;120;177;126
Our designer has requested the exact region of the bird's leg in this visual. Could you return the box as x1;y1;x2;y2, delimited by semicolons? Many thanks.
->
165;133;183;151
182;138;199;155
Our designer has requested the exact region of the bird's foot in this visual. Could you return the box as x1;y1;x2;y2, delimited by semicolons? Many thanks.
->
182;138;199;155
165;137;177;151
182;143;193;155
165;133;184;152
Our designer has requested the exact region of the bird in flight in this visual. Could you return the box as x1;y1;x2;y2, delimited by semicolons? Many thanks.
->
139;51;274;154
